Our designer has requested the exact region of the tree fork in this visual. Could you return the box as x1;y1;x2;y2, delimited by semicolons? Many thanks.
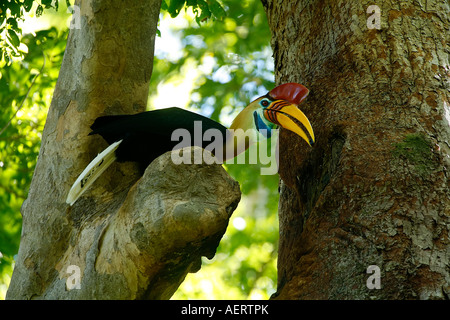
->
7;0;241;299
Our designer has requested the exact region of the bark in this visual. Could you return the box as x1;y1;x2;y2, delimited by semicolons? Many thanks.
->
7;0;241;299
263;0;450;299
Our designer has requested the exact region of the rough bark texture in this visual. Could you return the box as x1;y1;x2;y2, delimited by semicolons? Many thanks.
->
7;0;241;299
263;0;450;299
10;147;240;299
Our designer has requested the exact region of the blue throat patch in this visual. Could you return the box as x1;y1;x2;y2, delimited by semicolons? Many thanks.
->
253;111;272;139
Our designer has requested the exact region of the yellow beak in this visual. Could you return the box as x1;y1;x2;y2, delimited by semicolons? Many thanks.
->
264;101;315;147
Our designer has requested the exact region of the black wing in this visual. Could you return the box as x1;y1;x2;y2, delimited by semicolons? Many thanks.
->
89;107;228;170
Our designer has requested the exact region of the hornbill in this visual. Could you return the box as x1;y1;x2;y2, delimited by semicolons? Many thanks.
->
66;83;315;206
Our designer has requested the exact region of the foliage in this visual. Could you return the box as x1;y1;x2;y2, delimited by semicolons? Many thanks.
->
0;24;67;298
153;0;274;121
1;0;278;300
174;207;278;299
0;0;68;65
163;0;226;23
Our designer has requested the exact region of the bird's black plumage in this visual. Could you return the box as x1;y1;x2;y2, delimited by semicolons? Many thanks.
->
89;107;229;171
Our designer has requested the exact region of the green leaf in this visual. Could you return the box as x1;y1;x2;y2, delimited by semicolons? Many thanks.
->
23;0;34;12
7;17;19;31
161;0;168;11
168;0;186;18
209;0;226;20
7;29;20;48
41;0;54;9
8;2;20;16
36;5;44;17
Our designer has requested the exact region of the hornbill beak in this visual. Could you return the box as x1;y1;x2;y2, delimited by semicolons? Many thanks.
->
265;83;315;147
264;102;315;147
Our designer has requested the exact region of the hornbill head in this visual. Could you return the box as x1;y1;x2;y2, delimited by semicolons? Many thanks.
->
230;83;315;147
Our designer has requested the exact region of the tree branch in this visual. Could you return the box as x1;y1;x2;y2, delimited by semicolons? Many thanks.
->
53;148;240;299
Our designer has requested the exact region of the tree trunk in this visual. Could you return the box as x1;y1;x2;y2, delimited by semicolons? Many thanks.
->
6;0;241;299
263;0;450;299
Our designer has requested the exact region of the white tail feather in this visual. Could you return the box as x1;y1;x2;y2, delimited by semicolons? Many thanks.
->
66;140;123;206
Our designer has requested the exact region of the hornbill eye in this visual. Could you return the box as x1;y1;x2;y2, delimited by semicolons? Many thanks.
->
260;99;270;108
